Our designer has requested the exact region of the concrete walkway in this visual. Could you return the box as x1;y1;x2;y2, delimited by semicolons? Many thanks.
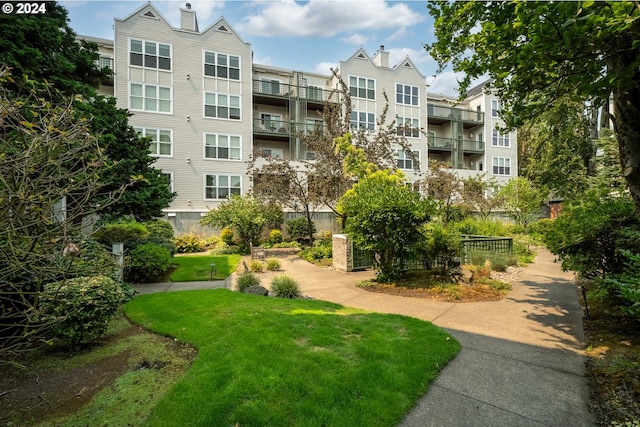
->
135;248;594;426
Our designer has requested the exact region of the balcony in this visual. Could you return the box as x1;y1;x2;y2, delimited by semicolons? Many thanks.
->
427;103;484;128
254;118;291;141
428;137;485;153
252;79;337;107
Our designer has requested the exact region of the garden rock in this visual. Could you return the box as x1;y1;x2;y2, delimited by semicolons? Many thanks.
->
244;285;269;296
452;266;474;286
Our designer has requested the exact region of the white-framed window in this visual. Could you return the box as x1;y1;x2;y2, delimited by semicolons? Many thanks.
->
492;157;511;175
130;83;171;113
308;85;323;101
204;93;241;120
204;51;240;80
204;133;241;161
133;127;172;157
129;39;171;70
260;113;283;131
161;171;174;193
397;117;420;138
396;84;419;106
492;129;510;147
491;99;500;118
204;174;241;200
349;75;375;100
396;149;420;170
350;111;375;131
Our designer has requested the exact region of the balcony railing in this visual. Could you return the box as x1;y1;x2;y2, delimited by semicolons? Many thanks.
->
428;137;485;152
254;118;291;135
427;103;484;123
252;79;337;103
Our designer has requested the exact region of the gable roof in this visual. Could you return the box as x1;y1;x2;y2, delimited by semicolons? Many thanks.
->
115;2;172;29
200;17;249;45
393;56;425;78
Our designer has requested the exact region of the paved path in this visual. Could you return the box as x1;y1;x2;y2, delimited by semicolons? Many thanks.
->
136;248;594;426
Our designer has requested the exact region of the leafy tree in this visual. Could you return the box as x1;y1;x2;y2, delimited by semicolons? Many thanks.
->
496;177;545;229
461;175;503;220
200;195;282;251
421;161;464;224
426;1;640;212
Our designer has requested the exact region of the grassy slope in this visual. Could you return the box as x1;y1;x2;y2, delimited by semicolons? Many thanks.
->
124;289;460;427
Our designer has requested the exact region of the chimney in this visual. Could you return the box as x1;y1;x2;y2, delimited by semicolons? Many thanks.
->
180;3;198;31
373;45;389;68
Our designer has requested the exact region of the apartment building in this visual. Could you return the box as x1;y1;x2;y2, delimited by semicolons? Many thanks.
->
92;2;517;232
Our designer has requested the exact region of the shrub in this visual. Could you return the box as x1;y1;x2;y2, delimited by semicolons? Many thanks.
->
299;239;332;262
143;219;177;255
93;220;149;244
220;228;235;245
250;260;265;273
269;229;283;244
174;233;205;253
39;276;124;347
270;275;302;298
266;258;281;271
126;243;173;283
286;217;316;243
606;249;640;318
421;222;461;272
236;272;261;292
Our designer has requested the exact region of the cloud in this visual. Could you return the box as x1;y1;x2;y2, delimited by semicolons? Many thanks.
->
427;71;464;97
154;1;226;29
314;61;338;75
342;33;367;46
387;47;432;67
237;0;425;37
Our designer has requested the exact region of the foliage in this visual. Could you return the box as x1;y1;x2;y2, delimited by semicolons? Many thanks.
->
173;233;205;254
420;222;462;272
299;239;333;263
452;217;510;237
497;177;545;229
259;241;302;249
606;250;640;318
235;272;261;292
39;276;124;347
338;167;434;282
286;216;316;243
425;0;640;211
142;219;176;255
200;195;282;251
250;260;265;273
93;221;150;244
220;228;235;245
265;258;281;271
460;175;503;220
269;229;283;244
422;161;464;224
270;275;302;299
169;254;240;282
126;243;172;283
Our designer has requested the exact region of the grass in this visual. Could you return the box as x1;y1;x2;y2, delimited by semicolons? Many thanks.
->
124;289;460;426
169;253;241;281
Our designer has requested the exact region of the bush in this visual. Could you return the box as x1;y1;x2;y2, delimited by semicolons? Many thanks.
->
260;241;301;249
266;258;281;271
236;272;261;292
452;217;509;237
286;217;316;243
270;275;302;299
39;276;124;347
174;233;205;253
250;260;265;273
220;228;235;245
126;243;173;283
299;240;332;262
606;249;640;318
93;220;149;244
421;222;461;272
143;219;177;255
269;229;283;244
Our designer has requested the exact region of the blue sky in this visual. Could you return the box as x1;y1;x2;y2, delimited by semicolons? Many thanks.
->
61;0;463;95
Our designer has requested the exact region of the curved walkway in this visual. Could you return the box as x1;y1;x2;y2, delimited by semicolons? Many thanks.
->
135;248;594;426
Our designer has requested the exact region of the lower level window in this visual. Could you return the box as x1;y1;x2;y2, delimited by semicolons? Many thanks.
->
396;149;419;170
492;157;511;175
205;174;241;199
134;127;172;156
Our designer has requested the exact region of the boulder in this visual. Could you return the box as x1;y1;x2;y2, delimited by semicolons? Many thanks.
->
244;285;269;296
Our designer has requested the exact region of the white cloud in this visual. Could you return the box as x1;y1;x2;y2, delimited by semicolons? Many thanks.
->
314;61;338;75
155;1;226;29
388;47;432;67
342;33;368;46
427;71;464;97
253;56;273;66
237;0;425;37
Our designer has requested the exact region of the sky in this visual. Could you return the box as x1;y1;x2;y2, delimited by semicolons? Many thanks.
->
60;0;465;96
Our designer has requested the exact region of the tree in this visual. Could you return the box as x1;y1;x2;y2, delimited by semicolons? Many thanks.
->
461;175;503;220
426;1;640;212
421;161;464;224
200;195;282;251
496;177;545;229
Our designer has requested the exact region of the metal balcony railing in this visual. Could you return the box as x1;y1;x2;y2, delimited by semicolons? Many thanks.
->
252;79;337;103
427;103;484;123
254;118;291;134
428;137;485;152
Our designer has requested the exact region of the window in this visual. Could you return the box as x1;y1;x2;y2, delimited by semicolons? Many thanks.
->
261;148;284;159
350;111;375;132
130;83;171;113
397;117;420;138
97;56;113;71
492;129;510;147
205;174;241;200
204;93;241;120
130;39;171;70
349;76;375;99
492;157;511;175
259;78;281;95
396;149;420;170
491;99;500;118
134;127;172;156
308;86;323;101
396;84;419;106
260;113;282;131
204;134;241;160
204;51;240;80
161;171;174;193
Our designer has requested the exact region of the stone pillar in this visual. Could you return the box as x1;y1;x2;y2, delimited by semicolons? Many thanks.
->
113;242;124;281
332;234;352;272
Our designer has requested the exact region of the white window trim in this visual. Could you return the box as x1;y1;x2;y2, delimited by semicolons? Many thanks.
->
133;127;173;157
492;157;511;176
349;75;376;100
397;116;420;138
203;50;241;81
350;110;376;132
162;171;174;193
203;92;241;121
492;129;511;148
203;132;242;161
128;37;172;71
203;173;243;201
491;99;500;118
129;83;172;114
396;148;420;170
395;83;420;106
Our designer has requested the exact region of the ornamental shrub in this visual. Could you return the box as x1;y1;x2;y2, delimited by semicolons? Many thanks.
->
126;243;173;283
606;249;640;319
220;228;235;245
236;272;261;292
174;233;205;253
270;275;302;299
93;220;149;245
39;276;124;347
266;258;281;271
250;260;265;273
143;219;176;255
286;217;316;243
269;229;283;244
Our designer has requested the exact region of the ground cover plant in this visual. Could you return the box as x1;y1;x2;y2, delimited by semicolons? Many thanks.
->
168;253;241;282
124;289;460;426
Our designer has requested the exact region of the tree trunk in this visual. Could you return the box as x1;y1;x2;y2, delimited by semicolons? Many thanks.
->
612;86;640;213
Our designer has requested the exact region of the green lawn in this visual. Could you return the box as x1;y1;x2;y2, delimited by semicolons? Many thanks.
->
124;290;460;427
169;253;241;281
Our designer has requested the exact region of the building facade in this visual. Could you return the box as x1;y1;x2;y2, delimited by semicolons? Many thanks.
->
92;2;518;233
